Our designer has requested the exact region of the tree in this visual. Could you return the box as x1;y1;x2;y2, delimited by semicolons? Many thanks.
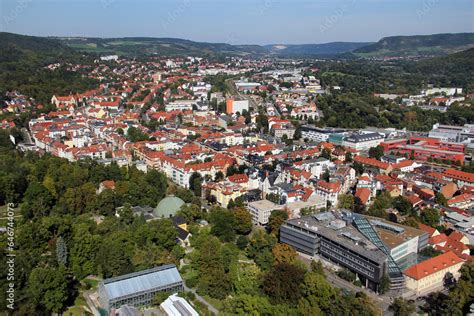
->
422;208;441;227
368;146;384;160
298;271;338;314
28;265;70;313
272;243;297;265
338;194;354;209
235;234;248;249
435;192;448;206
379;274;390;294
97;237;133;278
177;204;202;223
352;161;364;175
214;171;224;181
210;208;236;242
224;294;277;315
55;236;68;266
233;208;253;235
262;263;306;305
268;209;288;236
70;223;99;279
153;291;171;306
393;196;414;215
189;172;203;197
21;182;55;218
322;169;330;182
345;152;353;162
126;126;149;142
310;260;325;275
194;236;231;299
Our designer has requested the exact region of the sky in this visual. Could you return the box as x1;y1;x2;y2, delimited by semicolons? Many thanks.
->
0;0;473;45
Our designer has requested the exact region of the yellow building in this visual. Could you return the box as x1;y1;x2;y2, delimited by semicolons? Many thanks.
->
404;251;464;296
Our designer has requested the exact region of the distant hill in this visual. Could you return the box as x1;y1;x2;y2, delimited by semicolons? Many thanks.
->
56;37;268;57
353;33;474;57
58;37;374;57
265;42;372;57
0;32;97;104
414;47;474;86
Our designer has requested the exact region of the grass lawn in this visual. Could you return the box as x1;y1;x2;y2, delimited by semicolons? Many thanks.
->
63;306;89;316
201;295;223;311
82;277;99;289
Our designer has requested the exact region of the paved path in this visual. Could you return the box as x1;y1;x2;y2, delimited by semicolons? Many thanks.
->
83;290;101;316
183;284;219;315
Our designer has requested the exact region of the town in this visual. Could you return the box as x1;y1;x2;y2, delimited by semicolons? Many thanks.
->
1;47;473;316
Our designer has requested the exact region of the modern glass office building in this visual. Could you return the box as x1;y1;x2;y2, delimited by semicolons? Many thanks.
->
280;211;426;291
98;264;184;312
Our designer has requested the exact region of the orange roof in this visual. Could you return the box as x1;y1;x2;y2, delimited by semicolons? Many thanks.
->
448;231;467;243
228;174;249;183
101;180;116;189
404;251;463;280
418;223;437;237
444;169;474;184
354;156;390;170
355;188;371;205
392;160;415;169
448;193;474;205
429;234;448;245
316;181;341;193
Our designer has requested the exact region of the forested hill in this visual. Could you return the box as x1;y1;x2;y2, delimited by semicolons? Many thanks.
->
353;33;474;57
265;42;373;56
414;48;474;88
0;32;97;105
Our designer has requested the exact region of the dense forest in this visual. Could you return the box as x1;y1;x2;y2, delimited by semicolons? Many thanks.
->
0;32;98;104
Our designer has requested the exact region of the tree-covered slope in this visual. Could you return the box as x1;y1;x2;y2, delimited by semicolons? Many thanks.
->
354;33;474;57
0;32;97;104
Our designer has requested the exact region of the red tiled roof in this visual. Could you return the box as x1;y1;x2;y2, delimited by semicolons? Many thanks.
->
429;234;448;245
392;160;415;169
228;174;249;183
403;251;463;280
354;156;391;170
355;188;371;205
444;169;474;183
418;223;437;237
448;193;474;205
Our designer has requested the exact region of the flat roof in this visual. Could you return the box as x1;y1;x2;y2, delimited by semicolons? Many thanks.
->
367;217;428;249
248;199;283;210
285;213;387;263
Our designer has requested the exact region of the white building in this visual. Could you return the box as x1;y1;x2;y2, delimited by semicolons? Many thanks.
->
160;293;199;316
247;199;283;225
165;100;196;111
342;132;384;151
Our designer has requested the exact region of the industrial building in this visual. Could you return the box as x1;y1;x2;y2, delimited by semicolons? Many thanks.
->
98;264;184;312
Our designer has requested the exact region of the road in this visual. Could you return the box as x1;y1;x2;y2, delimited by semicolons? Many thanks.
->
183;284;219;315
298;254;392;314
83;290;102;316
21;127;33;144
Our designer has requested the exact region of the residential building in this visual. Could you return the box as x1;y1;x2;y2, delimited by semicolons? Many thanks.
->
226;99;249;114
404;251;464;296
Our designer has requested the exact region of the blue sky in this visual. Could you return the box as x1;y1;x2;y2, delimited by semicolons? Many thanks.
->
0;0;473;44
